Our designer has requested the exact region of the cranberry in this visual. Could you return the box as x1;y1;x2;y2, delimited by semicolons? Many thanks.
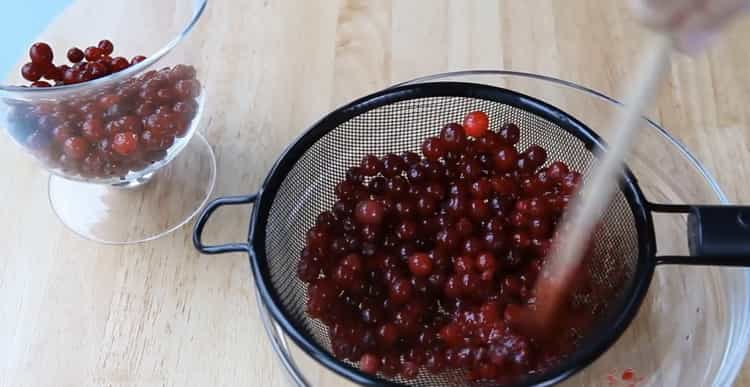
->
401;151;421;166
469;199;490;221
112;131;139;156
67;47;84;63
440;123;468;151
561;171;583;194
359;353;380;375
131;55;147;65
360;154;382;176
527;198;548;217
84;46;103;61
453;255;475;274
29;42;53;64
522;145;548;170
422;137;446;161
463;111;489;137
81;118;105;141
377;323;399;347
406;164;427;183
379;153;403;177
21;63;43;82
396;219;417;241
45;66;64;81
547;161;570;182
455;217;474;237
476;252;497;273
493;146;519;173
97;39;114;55
439;323;464;347
444;276;463;298
424;181;446;201
175;79;201;99
499;123;520;145
416;196;437;217
63;137;89;160
471;178;492;199
386;176;409;197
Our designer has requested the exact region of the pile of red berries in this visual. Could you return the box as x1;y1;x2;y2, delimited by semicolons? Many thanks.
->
296;112;596;383
8;41;201;179
20;40;146;87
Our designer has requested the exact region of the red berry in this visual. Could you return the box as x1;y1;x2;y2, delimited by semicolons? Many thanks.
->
359;353;380;375
421;137;446;161
439;323;463;347
82;118;105;141
29;42;53;64
389;278;413;304
97;39;114;55
67;47;84;63
547;161;570;182
499;123;520;144
63;137;89;160
110;57;130;72
440;123;467;151
463;111;489;137
476;252;497;272
493;145;519;173
174;79;201;99
359;154;382;176
408;253;433;277
21;62;43;82
355;200;385;225
377;323;399;346
30;81;51;87
112;131;139;156
84;46;103;61
131;55;147;65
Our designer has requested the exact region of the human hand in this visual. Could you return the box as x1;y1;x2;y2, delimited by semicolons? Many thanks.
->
629;0;750;51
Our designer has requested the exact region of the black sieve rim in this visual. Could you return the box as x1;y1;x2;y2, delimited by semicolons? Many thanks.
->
247;82;657;386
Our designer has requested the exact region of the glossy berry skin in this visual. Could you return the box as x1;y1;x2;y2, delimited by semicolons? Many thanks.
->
463;111;489;137
440;123;467;151
84;46;104;61
131;55;147;65
360;353;380;374
355;200;385;225
295;115;595;385
408;253;433;277
112;131;139;156
67;47;85;63
493;146;519;173
422;137;446;161
63;137;89;160
21;63;43;82
29;42;53;64
97;39;114;55
360;154;382;176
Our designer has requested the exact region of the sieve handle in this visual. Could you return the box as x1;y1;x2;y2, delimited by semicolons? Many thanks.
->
652;204;750;266
192;194;257;254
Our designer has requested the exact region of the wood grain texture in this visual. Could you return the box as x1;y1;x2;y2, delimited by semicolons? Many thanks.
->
1;0;749;386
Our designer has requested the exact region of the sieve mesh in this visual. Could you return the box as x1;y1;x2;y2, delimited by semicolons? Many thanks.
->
261;86;641;386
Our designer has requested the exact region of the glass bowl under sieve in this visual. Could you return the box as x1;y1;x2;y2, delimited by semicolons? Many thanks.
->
195;71;750;387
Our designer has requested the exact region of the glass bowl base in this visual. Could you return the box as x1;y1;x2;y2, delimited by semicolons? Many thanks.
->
48;132;216;244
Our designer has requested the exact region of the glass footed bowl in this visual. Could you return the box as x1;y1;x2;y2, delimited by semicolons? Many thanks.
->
0;0;215;244
256;71;750;387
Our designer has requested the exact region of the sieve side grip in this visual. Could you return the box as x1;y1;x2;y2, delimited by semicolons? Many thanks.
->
193;194;257;255
687;206;750;260
654;204;750;266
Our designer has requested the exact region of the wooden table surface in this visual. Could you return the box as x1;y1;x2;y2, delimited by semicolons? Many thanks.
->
2;1;750;386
